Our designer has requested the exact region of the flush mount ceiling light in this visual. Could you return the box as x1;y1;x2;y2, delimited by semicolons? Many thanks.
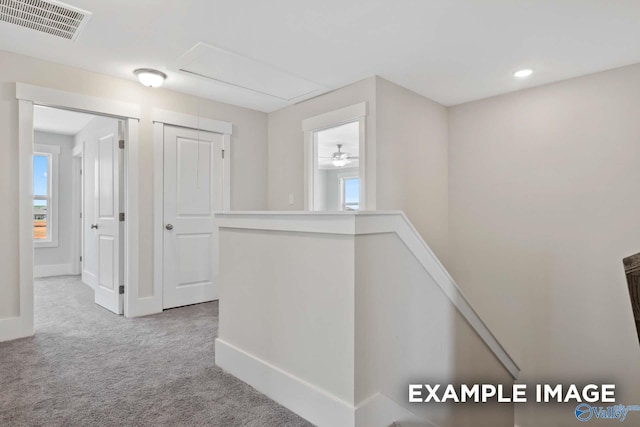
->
134;69;167;88
513;68;533;78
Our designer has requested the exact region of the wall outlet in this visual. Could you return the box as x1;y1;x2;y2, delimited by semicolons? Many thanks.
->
288;193;295;205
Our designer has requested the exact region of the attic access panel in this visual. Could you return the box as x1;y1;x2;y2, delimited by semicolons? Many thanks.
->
176;42;325;102
623;252;640;344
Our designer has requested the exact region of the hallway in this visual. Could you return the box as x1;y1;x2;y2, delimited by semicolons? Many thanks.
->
0;276;311;426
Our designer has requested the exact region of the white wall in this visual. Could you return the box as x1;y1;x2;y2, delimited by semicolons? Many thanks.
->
376;78;449;266
267;76;449;263
268;77;377;210
355;232;513;427
33;131;74;273
448;63;640;427
0;49;268;320
218;227;356;404
216;212;515;427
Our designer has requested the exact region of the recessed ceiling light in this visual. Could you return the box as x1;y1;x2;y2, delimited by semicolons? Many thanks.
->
134;69;167;88
513;69;533;78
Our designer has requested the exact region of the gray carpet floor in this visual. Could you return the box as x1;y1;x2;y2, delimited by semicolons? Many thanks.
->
0;276;313;427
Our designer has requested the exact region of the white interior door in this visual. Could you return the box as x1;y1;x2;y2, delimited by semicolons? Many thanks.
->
163;125;223;309
86;119;123;314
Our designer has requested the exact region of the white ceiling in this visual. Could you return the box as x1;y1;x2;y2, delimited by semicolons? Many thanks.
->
2;1;640;112
34;106;97;135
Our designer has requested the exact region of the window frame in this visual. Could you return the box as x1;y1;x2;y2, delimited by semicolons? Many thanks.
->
33;144;60;248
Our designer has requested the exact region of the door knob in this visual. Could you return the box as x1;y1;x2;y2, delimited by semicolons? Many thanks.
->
165;224;174;230
91;224;98;230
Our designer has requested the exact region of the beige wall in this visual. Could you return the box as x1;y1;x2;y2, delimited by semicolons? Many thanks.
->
267;76;450;263
267;77;377;210
449;63;640;426
219;228;356;404
356;232;513;427
0;49;268;317
376;78;449;265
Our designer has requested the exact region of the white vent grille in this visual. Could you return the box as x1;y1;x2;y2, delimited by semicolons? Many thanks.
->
0;0;91;41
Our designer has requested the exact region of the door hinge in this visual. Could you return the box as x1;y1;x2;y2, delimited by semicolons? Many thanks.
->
80;212;82;218
80;168;82;175
119;212;125;222
221;149;225;159
80;256;82;262
119;139;125;149
119;285;124;295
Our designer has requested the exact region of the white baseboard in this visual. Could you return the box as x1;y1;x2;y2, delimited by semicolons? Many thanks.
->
0;316;34;343
355;393;436;427
34;263;74;278
125;296;162;318
215;338;355;427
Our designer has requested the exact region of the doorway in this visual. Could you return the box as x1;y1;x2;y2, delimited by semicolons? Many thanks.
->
313;121;360;211
162;125;223;309
152;112;232;311
15;83;141;339
33;106;125;315
302;102;370;211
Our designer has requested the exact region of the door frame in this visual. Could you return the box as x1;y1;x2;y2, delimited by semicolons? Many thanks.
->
16;83;141;339
152;109;232;312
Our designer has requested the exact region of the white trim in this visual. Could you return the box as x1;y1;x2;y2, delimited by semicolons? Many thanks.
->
10;84;142;342
16;99;34;341
16;83;140;119
153;115;233;317
302;102;367;131
151;122;165;317
0;317;25;343
152;108;233;134
33;263;74;278
217;211;359;235
216;339;355;427
33;144;60;155
303;130;313;210
223;133;231;211
71;154;82;275
72;143;83;157
387;213;521;379
123;118;142;318
214;211;521;379
358;115;372;209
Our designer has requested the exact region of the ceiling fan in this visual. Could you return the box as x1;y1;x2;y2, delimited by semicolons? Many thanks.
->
319;144;359;167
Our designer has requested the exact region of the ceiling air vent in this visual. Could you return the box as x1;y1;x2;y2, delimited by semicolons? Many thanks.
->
0;0;91;41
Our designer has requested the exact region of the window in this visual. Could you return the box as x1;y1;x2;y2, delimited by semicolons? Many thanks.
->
33;153;50;240
341;176;360;211
33;145;59;247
